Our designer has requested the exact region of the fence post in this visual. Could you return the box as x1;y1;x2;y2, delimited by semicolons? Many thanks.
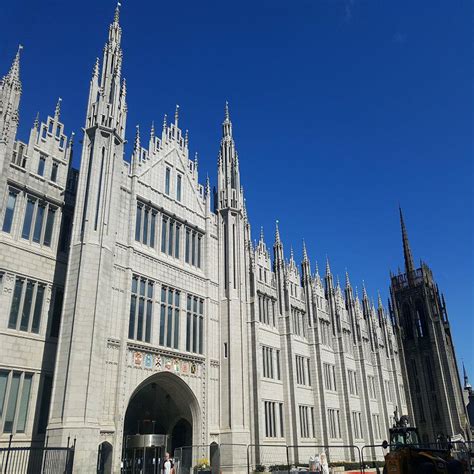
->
4;433;13;473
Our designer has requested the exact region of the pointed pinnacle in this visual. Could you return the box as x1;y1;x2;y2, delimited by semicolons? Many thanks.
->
163;113;167;130
184;129;189;147
93;57;100;78
33;112;40;130
290;246;295;262
69;131;75;147
275;220;281;243
150;121;155;140
377;291;383;309
224;101;230;121
302;240;308;262
260;226;264;243
174;104;180;126
194;151;198;169
54;97;62;119
336;275;341;289
362;280;368;300
345;269;351;288
8;44;22;83
134;124;141;153
315;260;320;276
399;206;415;275
205;174;210;196
325;255;331;276
114;2;121;23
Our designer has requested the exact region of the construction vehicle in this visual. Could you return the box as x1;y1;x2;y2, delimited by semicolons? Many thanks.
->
381;413;468;474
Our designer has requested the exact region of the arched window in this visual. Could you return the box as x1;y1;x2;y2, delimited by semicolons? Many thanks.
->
415;300;429;338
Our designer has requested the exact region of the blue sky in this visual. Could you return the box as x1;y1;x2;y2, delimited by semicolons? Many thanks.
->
1;1;472;377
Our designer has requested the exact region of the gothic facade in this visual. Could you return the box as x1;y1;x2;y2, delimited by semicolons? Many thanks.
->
0;5;468;473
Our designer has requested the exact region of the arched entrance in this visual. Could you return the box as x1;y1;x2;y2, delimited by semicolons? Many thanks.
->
122;372;199;473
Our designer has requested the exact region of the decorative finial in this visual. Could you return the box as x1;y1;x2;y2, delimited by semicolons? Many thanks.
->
377;291;383;309
194;151;198;170
225;101;230;121
174;104;179;126
315;260;320;276
184;129;189;147
275;220;281;243
399;206;415;278
33;112;40;130
150;121;155;140
69;131;75;147
205;174;210;196
54;98;62;119
114;2;121;23
134;124;141;154
325;255;331;276
290;246;295;262
260;226;264;243
345;269;351;288
93;57;100;78
302;240;308;262
163;113;167;130
362;280;368;299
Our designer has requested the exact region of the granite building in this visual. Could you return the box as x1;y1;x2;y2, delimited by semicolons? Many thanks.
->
0;5;467;473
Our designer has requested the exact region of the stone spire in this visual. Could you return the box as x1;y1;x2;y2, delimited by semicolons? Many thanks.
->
54;97;62;119
345;269;351;289
174;104;180;128
302;240;308;262
464;363;472;390
399;206;415;279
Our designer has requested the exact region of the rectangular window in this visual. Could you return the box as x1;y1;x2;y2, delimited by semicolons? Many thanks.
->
186;294;204;354
160;286;180;349
161;217;168;253
128;276;153;343
352;412;363;439
33;204;45;243
299;405;310;438
22;198;36;239
368;375;377;399
43;207;55;247
2;190;17;233
136;203;157;248
37;156;46;176
372;414;381;439
323;363;337;391
1;371;33;434
165;167;171;195
264;401;283;438
328;409;341;439
185;229;190;263
51;162;58;182
348;370;359;396
9;278;45;333
276;350;281;380
176;174;182;201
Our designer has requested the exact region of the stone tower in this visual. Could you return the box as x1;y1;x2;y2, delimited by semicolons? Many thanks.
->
216;103;251;455
47;5;127;470
390;208;470;442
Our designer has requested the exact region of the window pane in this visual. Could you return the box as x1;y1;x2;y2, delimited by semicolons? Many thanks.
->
168;221;174;255
4;373;21;432
193;314;198;352
197;236;202;268
37;157;45;176
128;295;136;339
9;278;23;329
176;174;182;201
16;374;32;432
132;276;138;294
186;313;191;352
43;207;55;246
137;298;144;341
51;163;58;182
159;305;166;345
185;230;190;263
161;218;167;252
175;225;180;258
199;316;203;354
139;279;146;296
2;191;17;233
145;301;152;343
31;285;45;333
0;371;8;418
147;282;153;299
165;168;170;195
33;204;45;243
22;199;35;239
167;307;173;347
150;213;156;248
174;309;179;349
135;205;142;242
143;209;149;245
191;233;196;265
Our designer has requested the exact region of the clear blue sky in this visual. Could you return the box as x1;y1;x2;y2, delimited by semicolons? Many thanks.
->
1;1;472;377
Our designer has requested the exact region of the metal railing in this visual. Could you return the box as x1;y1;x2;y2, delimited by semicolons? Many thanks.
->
0;435;75;474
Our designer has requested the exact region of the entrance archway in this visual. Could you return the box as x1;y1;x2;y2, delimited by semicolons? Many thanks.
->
122;372;199;473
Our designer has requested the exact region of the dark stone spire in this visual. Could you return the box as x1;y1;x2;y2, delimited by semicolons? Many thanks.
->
399;206;415;280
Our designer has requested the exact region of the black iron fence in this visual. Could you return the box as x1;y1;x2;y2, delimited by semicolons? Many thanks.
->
0;435;75;474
